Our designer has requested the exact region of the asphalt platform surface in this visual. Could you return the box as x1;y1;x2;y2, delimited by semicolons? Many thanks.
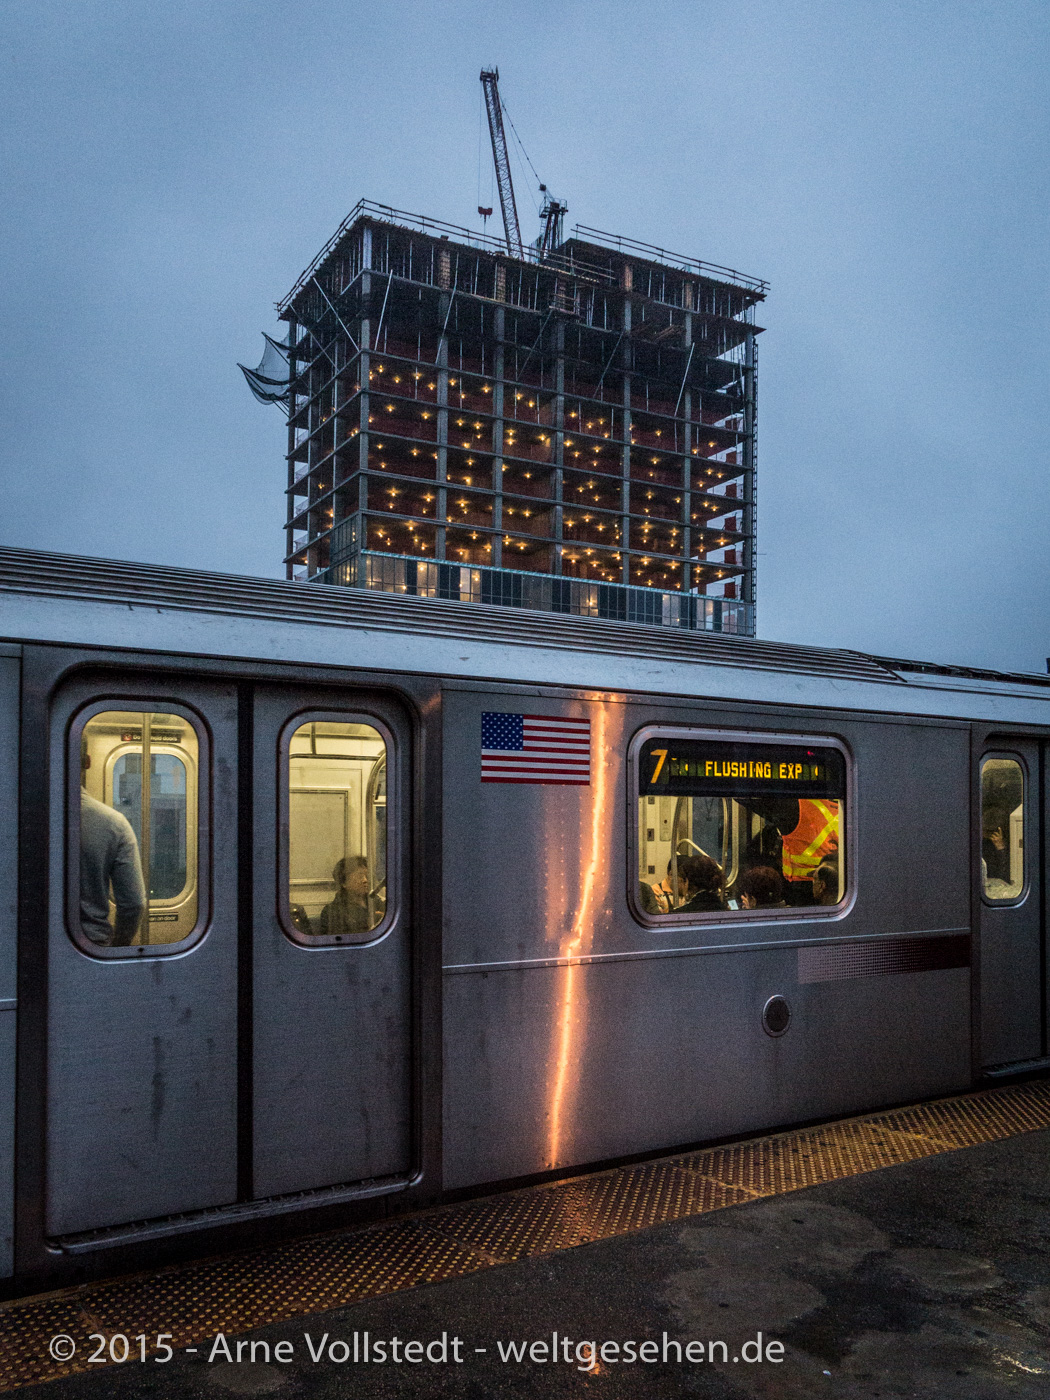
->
15;1126;1050;1399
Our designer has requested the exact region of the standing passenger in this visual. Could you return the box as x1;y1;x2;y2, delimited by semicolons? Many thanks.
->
780;798;839;897
80;790;147;945
981;818;1010;884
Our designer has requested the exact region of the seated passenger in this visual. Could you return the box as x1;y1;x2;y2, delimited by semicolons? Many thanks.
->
811;861;840;906
639;879;666;915
676;853;725;914
319;855;375;939
289;902;314;937
641;859;678;914
738;865;787;910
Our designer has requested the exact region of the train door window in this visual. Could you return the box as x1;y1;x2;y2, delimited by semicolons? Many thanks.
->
980;757;1025;903
74;709;202;951
634;731;849;920
283;719;390;944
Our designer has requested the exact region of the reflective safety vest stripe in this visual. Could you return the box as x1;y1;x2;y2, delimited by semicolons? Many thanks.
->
782;799;839;882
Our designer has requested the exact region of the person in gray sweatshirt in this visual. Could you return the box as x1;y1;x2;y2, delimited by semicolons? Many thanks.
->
80;791;147;945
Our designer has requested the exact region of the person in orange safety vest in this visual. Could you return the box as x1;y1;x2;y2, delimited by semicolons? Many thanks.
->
781;798;840;885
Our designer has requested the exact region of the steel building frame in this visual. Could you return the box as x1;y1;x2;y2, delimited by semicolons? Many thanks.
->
279;202;765;635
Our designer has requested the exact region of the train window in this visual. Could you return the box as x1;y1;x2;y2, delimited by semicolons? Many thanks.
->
980;757;1025;902
284;720;389;943
634;732;848;919
77;709;200;948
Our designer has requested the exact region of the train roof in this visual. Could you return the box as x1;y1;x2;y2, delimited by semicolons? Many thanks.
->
0;545;1047;726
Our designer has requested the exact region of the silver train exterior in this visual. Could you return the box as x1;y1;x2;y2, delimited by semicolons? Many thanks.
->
0;544;1046;1290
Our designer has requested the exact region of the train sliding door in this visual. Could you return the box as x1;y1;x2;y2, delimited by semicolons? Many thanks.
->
249;687;412;1199
44;671;412;1241
46;676;239;1236
978;740;1042;1068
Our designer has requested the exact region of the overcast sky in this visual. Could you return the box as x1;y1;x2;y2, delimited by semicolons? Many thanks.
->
1;1;1047;670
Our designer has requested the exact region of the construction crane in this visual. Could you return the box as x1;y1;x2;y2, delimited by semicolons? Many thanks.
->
538;186;568;259
480;68;524;260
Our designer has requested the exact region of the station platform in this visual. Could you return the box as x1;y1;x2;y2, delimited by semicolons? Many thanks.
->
6;1077;1050;1397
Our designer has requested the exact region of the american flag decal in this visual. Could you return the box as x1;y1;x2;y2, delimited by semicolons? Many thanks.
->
481;712;591;785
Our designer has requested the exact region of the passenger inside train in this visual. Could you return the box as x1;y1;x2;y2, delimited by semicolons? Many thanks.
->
738;865;787;909
640;864;671;915
642;853;727;914
319;855;383;940
982;819;1010;883
675;853;725;913
811;860;840;906
79;785;146;945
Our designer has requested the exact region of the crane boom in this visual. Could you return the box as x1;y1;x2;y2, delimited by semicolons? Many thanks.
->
480;69;523;260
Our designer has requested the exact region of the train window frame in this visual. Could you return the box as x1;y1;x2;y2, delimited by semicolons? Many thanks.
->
628;724;855;927
979;751;1028;907
66;699;211;960
277;710;398;949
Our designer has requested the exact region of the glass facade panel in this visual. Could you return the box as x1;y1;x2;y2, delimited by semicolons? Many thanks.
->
286;721;388;941
637;735;846;916
981;757;1025;902
79;710;199;946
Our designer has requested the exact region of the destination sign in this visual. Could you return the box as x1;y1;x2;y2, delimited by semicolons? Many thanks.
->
640;738;846;798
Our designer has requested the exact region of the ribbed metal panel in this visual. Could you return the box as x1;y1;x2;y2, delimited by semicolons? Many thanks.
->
0;546;901;684
871;654;1050;691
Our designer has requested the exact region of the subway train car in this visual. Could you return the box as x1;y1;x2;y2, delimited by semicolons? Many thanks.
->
0;543;1047;1292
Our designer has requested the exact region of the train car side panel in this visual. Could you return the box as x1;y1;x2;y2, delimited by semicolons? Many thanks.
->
0;649;19;1274
442;688;972;1188
442;954;971;1188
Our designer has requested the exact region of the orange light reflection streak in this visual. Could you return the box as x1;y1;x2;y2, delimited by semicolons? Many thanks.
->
548;708;608;1167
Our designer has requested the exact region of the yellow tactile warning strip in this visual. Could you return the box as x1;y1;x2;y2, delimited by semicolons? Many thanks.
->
1;1077;1048;1392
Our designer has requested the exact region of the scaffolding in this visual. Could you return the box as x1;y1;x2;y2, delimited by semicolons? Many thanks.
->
277;200;765;634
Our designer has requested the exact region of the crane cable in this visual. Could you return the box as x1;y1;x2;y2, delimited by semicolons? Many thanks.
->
497;91;543;216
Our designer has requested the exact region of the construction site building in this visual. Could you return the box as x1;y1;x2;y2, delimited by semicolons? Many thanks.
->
278;201;765;634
